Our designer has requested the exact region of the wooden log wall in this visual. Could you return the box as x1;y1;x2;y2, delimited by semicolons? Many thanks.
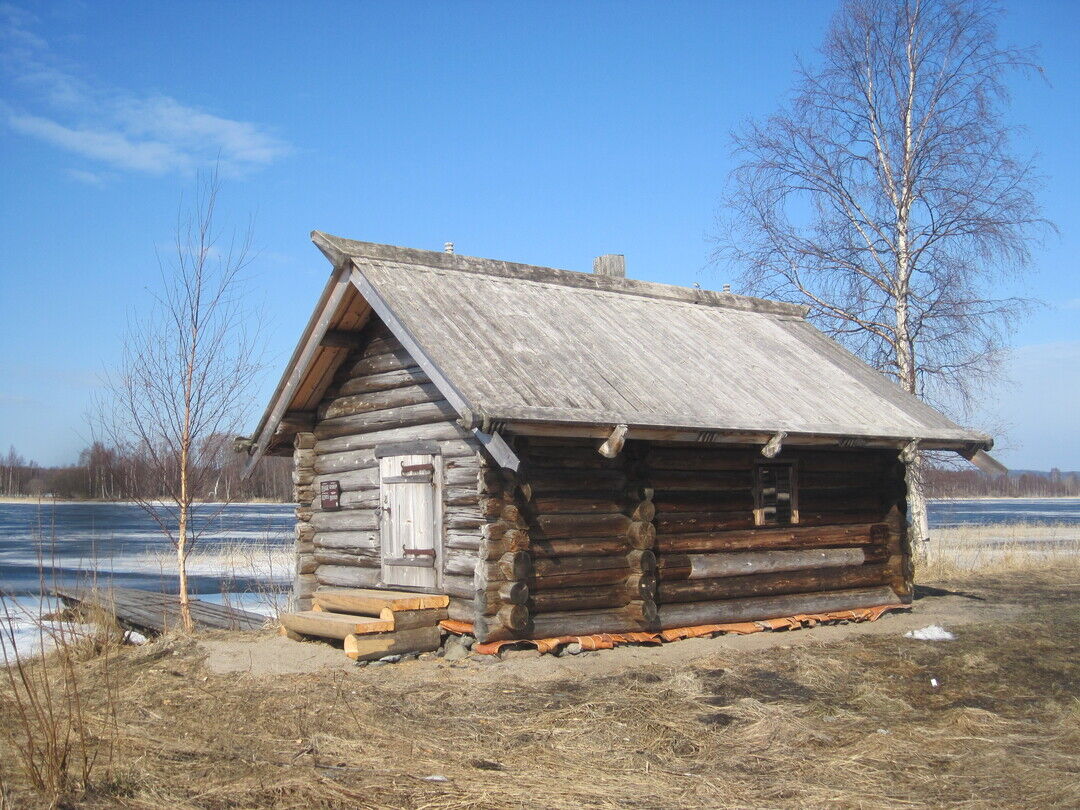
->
470;464;533;642
468;438;909;642
293;325;911;642
470;437;661;643
302;319;486;600
292;432;317;611
646;443;910;631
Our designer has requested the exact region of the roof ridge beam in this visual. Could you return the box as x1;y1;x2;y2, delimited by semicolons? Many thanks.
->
311;230;807;318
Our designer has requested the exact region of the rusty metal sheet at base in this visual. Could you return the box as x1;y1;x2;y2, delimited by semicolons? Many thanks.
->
443;604;907;656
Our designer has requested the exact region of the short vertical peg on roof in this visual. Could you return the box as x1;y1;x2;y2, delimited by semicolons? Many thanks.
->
593;254;626;278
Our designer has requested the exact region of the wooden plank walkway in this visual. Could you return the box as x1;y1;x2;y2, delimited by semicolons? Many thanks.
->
51;585;269;635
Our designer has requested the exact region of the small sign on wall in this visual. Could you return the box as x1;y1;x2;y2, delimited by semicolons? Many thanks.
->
319;480;341;511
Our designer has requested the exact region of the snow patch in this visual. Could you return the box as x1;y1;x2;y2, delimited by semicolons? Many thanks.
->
904;624;955;641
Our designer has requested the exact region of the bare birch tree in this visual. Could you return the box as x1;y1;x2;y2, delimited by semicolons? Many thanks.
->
100;172;261;631
718;0;1049;561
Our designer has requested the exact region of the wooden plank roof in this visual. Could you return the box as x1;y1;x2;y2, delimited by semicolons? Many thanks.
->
243;232;992;473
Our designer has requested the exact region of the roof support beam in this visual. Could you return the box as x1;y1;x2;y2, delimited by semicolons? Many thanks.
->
898;439;920;464
961;448;1008;477
761;431;787;458
598;424;628;458
472;428;521;473
319;329;364;349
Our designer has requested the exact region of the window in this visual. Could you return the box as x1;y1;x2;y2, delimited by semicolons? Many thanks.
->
754;463;798;526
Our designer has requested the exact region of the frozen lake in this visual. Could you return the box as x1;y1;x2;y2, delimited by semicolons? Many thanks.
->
1;497;1078;658
3;497;1079;596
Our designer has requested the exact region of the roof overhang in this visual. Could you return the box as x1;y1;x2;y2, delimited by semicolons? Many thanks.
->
242;232;1003;478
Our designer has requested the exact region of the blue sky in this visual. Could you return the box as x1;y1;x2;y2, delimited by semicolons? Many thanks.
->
0;0;1077;470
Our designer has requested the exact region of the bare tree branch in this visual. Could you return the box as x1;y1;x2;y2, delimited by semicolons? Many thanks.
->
96;169;263;631
715;0;1052;563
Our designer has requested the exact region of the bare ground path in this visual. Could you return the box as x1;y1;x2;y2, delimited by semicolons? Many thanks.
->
197;580;1018;679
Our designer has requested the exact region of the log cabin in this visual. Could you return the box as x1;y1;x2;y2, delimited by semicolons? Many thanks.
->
241;232;1001;646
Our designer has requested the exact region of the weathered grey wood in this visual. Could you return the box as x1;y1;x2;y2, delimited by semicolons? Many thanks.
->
532;555;638;577
315;400;459;440
250;231;990;492
313;467;380;492
373;439;442;458
445;532;481;551
315;565;381;588
475;581;530;615
530;537;629;558
472;428;521;473
592;254;626;278
315;422;474;455
336;366;431;397
338;489;380;509
655;523;889;554
318;383;444;421
658;563;890;603
524;604;659;640
339;348;417;379
443;550;480;577
658;547;875;580
528;567;632;591
530;513;631;540
529;584;628;613
442;573;475;599
657;586;901;629
314;550;380;567
475;552;533;583
295;573;317;599
311;510;379;532
447;597;475;622
52;585;267;635
313;530;380;551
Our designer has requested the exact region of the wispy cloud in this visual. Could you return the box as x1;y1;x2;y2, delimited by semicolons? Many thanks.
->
64;166;107;185
0;3;290;177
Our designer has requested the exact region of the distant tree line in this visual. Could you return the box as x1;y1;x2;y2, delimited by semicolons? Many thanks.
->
925;466;1080;498
0;437;292;502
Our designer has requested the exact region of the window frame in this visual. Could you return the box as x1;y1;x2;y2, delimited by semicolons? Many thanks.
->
753;460;800;527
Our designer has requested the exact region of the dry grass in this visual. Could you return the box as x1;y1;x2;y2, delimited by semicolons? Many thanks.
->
1;568;1078;809
0;599;124;808
923;521;1080;579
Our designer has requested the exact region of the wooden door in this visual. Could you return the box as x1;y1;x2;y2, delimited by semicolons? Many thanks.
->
379;454;439;589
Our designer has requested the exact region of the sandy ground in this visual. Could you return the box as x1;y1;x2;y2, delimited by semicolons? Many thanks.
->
198;582;1016;681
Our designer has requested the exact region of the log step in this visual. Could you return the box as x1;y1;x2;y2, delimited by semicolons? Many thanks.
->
345;625;443;661
280;610;395;640
312;587;450;617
